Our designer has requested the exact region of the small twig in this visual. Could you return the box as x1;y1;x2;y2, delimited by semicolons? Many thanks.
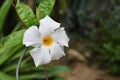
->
28;0;34;9
44;65;48;80
10;0;16;9
16;47;28;80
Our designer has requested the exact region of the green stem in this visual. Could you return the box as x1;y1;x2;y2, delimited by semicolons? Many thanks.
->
16;47;28;80
11;22;21;32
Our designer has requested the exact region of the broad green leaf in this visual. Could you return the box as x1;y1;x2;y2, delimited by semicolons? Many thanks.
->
0;0;12;32
38;0;56;19
0;29;26;55
47;65;71;77
16;3;39;27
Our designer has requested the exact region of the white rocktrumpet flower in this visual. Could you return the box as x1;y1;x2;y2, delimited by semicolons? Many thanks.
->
23;16;69;67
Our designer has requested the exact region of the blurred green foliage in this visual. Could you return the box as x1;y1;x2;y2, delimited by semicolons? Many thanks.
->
58;0;120;75
93;2;120;74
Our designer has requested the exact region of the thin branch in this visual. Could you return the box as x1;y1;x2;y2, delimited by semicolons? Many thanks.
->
17;0;20;3
16;47;28;80
10;0;16;9
44;65;49;80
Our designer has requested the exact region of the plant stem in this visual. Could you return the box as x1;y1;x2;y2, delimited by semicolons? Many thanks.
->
16;47;28;80
17;0;20;3
44;65;48;80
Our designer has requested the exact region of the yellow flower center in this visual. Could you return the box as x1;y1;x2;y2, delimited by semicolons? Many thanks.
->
43;36;53;46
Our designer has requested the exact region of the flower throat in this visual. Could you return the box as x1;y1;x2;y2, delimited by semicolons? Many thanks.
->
43;36;53;46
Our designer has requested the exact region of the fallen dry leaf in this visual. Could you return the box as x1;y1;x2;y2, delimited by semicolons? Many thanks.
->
67;49;86;62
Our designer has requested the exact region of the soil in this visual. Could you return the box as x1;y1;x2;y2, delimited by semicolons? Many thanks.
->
59;47;120;80
59;61;120;80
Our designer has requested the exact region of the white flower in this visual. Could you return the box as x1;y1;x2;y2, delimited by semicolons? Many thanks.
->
23;16;69;67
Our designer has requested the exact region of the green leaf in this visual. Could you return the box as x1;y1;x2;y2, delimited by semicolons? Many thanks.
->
47;65;71;77
33;65;71;79
16;3;39;27
53;78;66;80
0;29;26;55
3;56;30;72
0;72;15;80
20;73;42;80
38;0;56;19
0;0;12;32
0;44;24;65
20;65;71;79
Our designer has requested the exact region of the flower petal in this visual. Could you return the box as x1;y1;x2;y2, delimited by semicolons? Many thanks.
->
23;26;41;47
30;46;51;67
50;43;65;60
52;28;70;47
39;16;60;36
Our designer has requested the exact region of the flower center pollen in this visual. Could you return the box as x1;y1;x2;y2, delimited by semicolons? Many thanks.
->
43;36;53;46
